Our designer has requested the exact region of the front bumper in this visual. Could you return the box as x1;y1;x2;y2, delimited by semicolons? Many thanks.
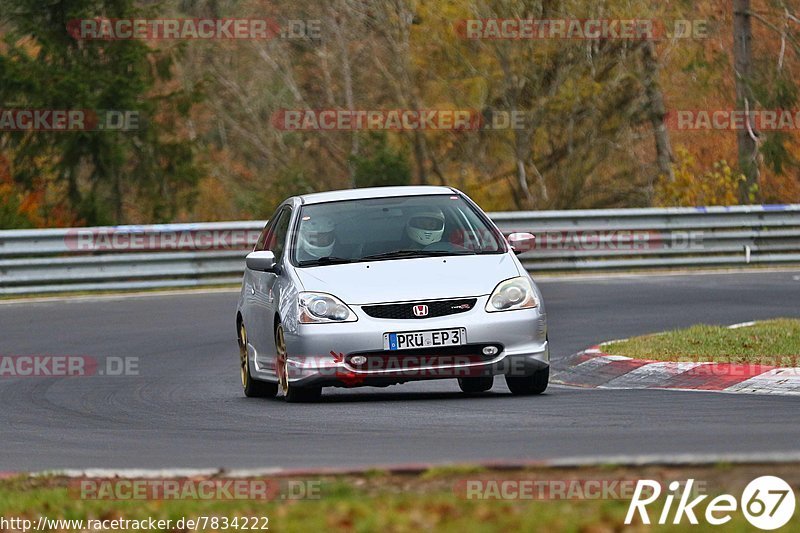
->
283;295;548;387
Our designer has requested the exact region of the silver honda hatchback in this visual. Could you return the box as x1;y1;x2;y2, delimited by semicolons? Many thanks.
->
236;186;548;402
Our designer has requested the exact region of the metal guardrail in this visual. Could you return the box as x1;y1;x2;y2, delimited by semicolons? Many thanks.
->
1;205;799;295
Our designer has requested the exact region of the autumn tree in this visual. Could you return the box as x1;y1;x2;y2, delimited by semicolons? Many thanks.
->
0;0;200;225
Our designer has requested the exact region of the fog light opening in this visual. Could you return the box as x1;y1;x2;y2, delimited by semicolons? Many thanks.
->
350;355;368;365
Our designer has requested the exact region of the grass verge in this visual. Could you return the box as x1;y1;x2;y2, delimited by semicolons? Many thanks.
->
602;318;800;363
1;464;799;532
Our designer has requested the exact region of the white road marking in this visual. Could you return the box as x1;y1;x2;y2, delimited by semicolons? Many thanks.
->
728;321;756;329
535;267;800;283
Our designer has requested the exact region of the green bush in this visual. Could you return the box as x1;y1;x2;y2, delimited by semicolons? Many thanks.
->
351;134;411;188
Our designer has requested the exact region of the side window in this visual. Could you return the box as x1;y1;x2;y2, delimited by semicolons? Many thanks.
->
254;206;292;255
266;207;292;261
254;221;271;252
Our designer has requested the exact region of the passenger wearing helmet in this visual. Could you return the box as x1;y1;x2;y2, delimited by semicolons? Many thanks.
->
404;209;446;249
297;215;337;261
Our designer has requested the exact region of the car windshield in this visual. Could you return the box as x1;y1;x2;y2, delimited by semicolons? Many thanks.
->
292;194;505;266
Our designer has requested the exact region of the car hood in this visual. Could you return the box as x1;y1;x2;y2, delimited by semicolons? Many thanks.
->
293;254;520;305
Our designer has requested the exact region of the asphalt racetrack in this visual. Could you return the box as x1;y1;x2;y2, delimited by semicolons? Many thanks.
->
1;270;799;471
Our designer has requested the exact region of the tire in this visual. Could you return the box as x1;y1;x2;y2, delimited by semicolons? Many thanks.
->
505;366;549;396
238;321;278;398
458;376;494;394
276;322;322;403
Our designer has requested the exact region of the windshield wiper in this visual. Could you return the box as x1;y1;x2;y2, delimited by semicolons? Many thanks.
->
297;256;353;267
358;249;475;261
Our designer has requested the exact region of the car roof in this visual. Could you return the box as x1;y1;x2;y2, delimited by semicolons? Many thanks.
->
297;186;457;205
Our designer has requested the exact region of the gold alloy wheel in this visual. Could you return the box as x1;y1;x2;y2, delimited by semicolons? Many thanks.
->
239;322;249;389
276;324;289;393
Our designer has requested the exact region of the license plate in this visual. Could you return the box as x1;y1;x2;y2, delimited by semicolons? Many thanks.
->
384;328;467;351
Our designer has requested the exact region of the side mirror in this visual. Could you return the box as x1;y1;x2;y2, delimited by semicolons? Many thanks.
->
246;250;277;272
507;232;535;255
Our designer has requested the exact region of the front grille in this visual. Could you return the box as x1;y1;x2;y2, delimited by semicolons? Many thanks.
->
361;298;477;320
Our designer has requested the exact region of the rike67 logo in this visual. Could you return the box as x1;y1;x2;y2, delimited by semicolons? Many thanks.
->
626;476;796;530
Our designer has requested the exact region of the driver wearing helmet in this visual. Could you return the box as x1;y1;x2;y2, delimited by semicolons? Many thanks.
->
404;208;446;249
297;215;337;262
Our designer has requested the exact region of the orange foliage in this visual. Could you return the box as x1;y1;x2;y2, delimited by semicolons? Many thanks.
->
0;154;81;228
654;146;745;206
657;0;800;205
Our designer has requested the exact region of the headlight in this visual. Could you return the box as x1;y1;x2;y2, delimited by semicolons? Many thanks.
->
485;276;538;312
299;292;358;323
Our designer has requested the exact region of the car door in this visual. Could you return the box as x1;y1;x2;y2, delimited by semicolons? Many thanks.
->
240;219;270;342
250;205;293;374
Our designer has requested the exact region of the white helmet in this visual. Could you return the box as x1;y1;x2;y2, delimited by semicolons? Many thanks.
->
406;209;445;247
299;215;336;258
